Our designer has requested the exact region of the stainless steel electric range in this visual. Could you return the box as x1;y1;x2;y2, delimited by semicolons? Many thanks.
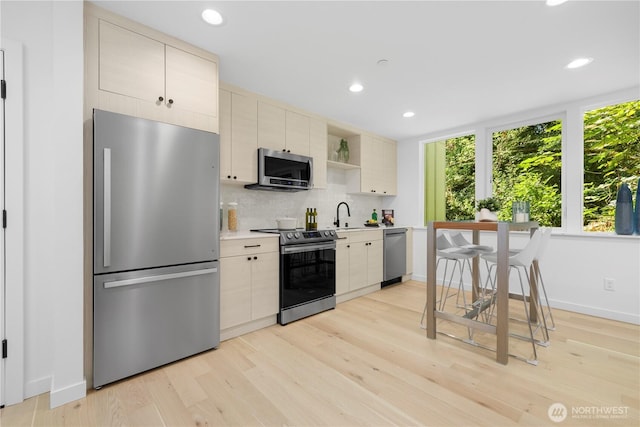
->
251;228;337;324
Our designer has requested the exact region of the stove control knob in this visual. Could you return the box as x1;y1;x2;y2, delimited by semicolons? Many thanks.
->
294;232;301;239
286;232;293;240
329;230;336;236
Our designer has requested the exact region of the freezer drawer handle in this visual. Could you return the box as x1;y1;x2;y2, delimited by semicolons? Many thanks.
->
103;148;111;267
104;268;218;289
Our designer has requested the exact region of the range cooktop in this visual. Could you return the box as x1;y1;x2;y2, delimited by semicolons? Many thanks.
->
251;228;337;245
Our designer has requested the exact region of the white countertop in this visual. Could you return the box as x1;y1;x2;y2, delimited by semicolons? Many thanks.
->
219;230;279;241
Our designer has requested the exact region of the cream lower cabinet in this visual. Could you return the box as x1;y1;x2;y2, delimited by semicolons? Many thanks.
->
220;237;279;332
335;230;383;301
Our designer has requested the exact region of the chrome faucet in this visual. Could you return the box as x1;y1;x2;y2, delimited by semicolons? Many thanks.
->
334;202;351;228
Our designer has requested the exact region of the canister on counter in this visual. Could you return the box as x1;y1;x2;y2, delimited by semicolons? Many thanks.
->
228;202;238;231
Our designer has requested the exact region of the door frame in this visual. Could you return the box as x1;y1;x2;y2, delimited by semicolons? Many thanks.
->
0;39;26;407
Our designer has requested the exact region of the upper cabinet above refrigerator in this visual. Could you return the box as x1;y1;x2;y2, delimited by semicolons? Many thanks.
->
85;3;219;133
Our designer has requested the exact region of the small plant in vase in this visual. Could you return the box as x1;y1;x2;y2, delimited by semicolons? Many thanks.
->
476;197;500;222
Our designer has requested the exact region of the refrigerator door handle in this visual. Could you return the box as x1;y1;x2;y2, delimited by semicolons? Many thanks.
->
104;267;218;289
103;148;112;267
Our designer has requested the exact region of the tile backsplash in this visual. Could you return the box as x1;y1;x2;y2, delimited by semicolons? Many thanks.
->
221;168;386;230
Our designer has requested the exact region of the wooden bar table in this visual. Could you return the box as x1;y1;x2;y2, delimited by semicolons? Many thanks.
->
425;220;539;364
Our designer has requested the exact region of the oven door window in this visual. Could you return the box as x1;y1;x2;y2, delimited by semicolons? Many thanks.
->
281;248;335;309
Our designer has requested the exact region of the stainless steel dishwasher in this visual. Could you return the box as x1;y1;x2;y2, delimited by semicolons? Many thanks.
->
383;228;407;287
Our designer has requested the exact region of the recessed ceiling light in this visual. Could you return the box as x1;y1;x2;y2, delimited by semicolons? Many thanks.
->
566;57;593;69
546;0;568;6
202;9;223;26
349;83;364;93
403;111;415;118
377;59;389;66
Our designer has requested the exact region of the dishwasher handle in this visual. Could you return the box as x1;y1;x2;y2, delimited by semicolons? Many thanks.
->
384;228;407;236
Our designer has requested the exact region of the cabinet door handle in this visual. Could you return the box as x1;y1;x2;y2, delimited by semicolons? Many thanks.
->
158;96;164;102
247;257;252;261
244;244;261;248
253;256;258;260
168;99;174;105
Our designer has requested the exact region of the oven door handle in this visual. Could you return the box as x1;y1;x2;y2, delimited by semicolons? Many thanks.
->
281;242;336;254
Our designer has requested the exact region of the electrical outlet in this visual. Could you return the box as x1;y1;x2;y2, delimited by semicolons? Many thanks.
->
604;278;615;291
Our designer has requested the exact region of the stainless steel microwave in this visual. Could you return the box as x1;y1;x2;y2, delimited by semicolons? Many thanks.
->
245;148;313;192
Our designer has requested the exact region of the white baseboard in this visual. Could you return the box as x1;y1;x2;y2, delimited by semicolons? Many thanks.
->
49;378;87;409
25;376;51;399
407;276;640;325
549;299;640;325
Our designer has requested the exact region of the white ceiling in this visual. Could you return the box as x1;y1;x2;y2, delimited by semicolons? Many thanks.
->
93;1;640;141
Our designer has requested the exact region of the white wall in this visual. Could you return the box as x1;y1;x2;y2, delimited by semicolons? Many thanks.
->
393;88;640;324
1;0;85;407
221;168;390;231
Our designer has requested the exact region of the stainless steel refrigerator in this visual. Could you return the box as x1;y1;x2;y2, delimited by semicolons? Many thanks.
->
93;109;220;388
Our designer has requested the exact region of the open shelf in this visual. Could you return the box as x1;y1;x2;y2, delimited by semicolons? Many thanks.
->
327;160;360;170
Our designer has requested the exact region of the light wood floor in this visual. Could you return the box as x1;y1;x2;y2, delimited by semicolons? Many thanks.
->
2;280;639;426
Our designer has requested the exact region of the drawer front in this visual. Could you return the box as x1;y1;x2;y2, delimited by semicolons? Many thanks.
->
221;237;279;258
348;229;383;243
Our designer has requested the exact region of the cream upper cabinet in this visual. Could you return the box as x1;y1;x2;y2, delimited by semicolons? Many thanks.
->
358;136;397;196
257;101;286;151
309;118;328;189
380;138;398;195
91;15;219;133
98;20;165;103
257;101;311;156
285;111;310;156
165;45;218;117
219;89;232;180
219;89;258;183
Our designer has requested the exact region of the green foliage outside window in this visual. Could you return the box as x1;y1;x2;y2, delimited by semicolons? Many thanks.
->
445;135;475;220
438;100;638;230
583;100;640;231
492;120;562;226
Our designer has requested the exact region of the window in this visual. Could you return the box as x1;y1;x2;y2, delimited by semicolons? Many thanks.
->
583;100;640;232
422;93;638;232
445;135;475;220
492;120;562;226
424;134;475;223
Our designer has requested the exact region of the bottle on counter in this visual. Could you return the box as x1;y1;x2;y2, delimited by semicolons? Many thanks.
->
372;209;378;222
305;208;311;231
228;202;238;232
311;208;318;231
